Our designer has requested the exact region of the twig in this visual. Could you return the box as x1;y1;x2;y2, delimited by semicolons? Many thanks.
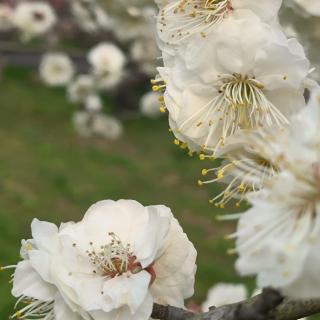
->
151;288;320;320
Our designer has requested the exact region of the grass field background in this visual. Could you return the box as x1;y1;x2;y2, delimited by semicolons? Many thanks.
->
0;67;317;319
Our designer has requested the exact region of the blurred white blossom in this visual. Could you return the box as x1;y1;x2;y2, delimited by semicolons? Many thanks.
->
91;113;123;140
88;42;126;75
84;94;102;112
202;283;247;311
293;0;320;16
68;75;95;104
12;2;57;40
0;4;13;31
39;53;75;87
140;91;162;119
70;0;113;33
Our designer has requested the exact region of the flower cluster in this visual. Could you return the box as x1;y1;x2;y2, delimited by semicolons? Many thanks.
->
153;0;320;301
7;200;196;320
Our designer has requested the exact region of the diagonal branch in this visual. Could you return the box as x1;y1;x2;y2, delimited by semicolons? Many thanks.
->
152;288;320;320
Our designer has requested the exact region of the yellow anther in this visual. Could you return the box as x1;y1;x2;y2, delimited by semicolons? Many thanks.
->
160;106;166;113
236;202;241;208
168;128;172;132
174;139;180;146
209;199;214;204
188;151;193;157
238;184;245;193
283;75;288;80
227;249;236;255
201;169;208;176
25;243;33;251
152;85;160;92
158;96;164;102
217;170;224;179
219;204;225;209
198;180;204;186
199;154;205;160
180;143;188;149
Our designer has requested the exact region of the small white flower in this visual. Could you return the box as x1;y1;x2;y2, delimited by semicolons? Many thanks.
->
72;111;123;140
12;2;57;40
39;53;75;87
140;91;163;119
234;88;320;298
202;283;247;311
293;0;320;16
85;94;103;112
68;75;95;103
96;70;123;90
92;114;123;140
157;0;282;45
160;19;310;155
88;42;126;75
0;4;14;31
72;110;92;137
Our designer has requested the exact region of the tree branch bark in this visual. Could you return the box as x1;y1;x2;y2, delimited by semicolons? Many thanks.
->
151;288;320;320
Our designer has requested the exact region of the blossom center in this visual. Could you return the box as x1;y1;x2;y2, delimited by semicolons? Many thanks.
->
86;232;155;282
178;73;288;154
33;11;45;21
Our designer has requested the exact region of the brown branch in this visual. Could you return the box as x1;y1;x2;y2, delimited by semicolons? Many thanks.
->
151;288;320;320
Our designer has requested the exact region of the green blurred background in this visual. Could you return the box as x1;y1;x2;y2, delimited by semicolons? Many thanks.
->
0;66;256;318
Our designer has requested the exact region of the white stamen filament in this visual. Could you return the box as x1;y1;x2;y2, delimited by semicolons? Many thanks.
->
179;73;289;156
159;0;232;41
11;297;54;320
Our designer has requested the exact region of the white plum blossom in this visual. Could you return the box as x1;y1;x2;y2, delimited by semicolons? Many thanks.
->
140;91;163;119
234;88;320;298
59;200;196;319
12;2;57;40
202;283;247;311
157;0;282;45
0;4;13;31
68;75;95;104
39;53;75;87
9;200;196;320
10;219;89;320
159;18;310;156
293;0;320;16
